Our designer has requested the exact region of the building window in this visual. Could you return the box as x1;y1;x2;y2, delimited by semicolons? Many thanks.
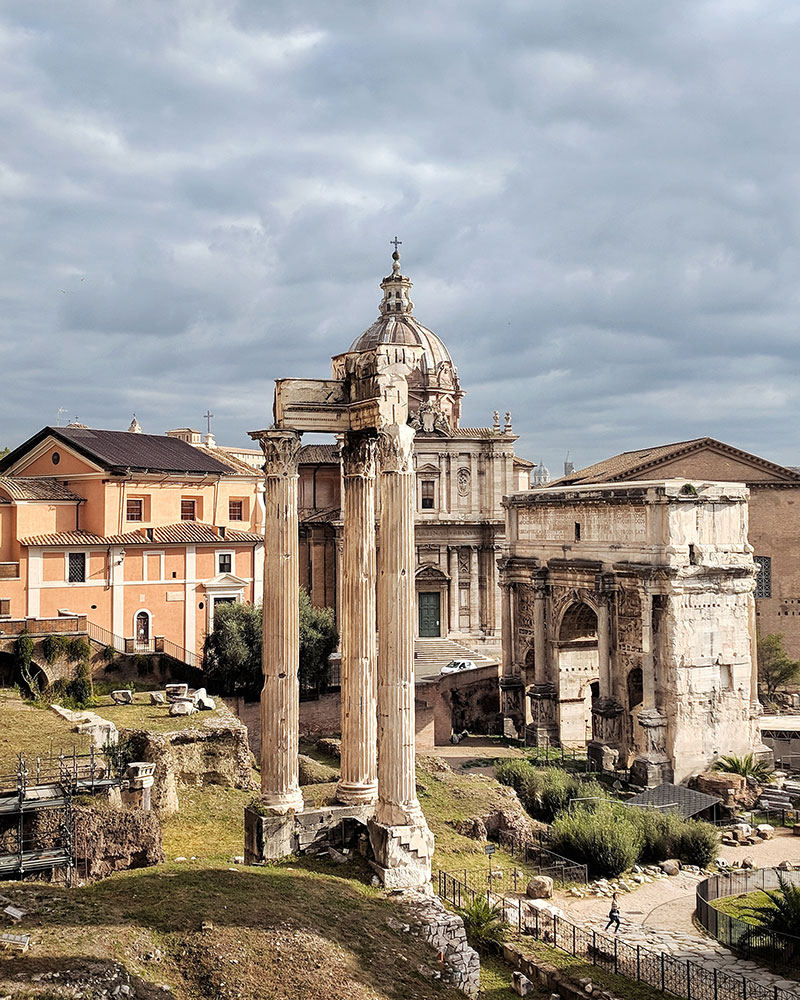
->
126;498;144;521
229;499;244;521
0;599;10;617
68;552;86;583
755;555;772;599
181;499;196;521
421;480;435;510
218;552;233;574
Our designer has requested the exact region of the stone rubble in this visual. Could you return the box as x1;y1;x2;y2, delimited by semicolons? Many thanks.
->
398;890;480;998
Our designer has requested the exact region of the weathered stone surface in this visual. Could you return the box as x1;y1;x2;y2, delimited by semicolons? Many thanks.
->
512;971;534;996
525;875;554;899
111;689;133;705
400;890;480;998
50;704;119;748
125;704;256;815
691;771;760;812
169;699;195;717
660;860;681;876
317;737;342;760
149;691;166;705
74;805;164;879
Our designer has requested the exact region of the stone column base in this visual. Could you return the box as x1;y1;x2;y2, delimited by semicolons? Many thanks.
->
244;802;374;863
629;755;673;788
526;683;559;746
368;816;434;890
587;741;620;773
336;780;378;806
500;676;525;739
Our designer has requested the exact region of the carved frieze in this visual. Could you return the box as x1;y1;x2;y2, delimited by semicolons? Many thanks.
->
517;584;535;634
256;430;302;478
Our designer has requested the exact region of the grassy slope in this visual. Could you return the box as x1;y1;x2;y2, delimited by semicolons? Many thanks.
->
0;691;92;774
712;889;774;924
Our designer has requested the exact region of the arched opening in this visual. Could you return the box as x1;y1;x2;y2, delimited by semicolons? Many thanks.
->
134;610;152;651
556;602;599;747
627;666;645;755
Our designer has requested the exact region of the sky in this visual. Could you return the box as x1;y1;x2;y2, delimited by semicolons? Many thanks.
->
2;0;800;476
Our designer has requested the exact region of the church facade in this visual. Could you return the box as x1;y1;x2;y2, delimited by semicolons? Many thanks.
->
293;254;531;657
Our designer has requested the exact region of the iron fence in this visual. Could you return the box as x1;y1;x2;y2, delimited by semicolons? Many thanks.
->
496;829;588;886
697;868;800;972
435;868;800;1000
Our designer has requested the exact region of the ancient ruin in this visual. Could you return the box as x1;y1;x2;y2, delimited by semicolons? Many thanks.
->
245;251;434;887
499;480;764;784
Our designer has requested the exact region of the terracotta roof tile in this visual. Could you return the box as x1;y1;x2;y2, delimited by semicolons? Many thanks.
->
21;521;262;547
0;477;85;502
299;444;339;464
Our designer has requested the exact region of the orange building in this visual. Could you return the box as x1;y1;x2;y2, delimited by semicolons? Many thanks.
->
0;423;263;664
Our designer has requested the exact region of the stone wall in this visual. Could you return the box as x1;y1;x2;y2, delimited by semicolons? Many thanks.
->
74;805;165;879
398;890;480;998
125;704;256;815
428;664;501;744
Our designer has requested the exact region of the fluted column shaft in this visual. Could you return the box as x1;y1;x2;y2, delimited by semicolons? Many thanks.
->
533;583;547;686
597;595;612;699
449;547;460;633
256;429;304;813
337;433;378;804
469;546;480;631
376;423;421;827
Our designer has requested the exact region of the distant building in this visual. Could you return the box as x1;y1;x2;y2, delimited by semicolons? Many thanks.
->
548;437;800;659
0;423;263;666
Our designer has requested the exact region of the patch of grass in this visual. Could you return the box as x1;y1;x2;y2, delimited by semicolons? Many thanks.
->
95;692;223;733
0;689;92;773
712;889;775;924
519;940;667;1000
480;953;542;998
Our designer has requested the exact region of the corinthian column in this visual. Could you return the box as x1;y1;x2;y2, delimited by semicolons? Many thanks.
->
337;432;378;805
375;423;424;827
255;429;304;814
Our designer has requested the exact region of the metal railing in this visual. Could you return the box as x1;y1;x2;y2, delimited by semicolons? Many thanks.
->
697;868;800;972
435;868;800;1000
87;621;198;669
496;830;588;886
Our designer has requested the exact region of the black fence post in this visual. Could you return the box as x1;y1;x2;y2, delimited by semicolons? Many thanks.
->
687;959;691;1000
614;938;618;975
661;952;665;993
713;968;718;1000
637;945;641;983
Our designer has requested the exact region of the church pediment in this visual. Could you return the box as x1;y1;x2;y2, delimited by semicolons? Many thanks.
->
204;572;248;590
415;565;449;581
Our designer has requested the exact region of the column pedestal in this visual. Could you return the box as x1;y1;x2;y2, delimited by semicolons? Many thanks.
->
588;698;624;772
526;683;559;746
630;708;673;787
370;423;434;888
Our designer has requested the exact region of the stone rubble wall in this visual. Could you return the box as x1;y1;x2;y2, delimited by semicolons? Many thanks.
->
74;805;165;879
397;890;480;997
125;703;256;815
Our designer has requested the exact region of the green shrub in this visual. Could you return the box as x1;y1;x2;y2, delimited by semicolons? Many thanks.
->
103;734;138;777
631;809;686;863
66;662;93;707
550;804;643;878
42;635;67;665
457;896;505;955
134;654;153;676
66;637;92;663
101;644;116;663
496;760;608;822
712;753;773;784
14;631;40;698
676;821;719;867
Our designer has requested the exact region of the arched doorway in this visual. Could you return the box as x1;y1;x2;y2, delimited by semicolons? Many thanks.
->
556;601;599;746
134;610;151;651
627;666;644;756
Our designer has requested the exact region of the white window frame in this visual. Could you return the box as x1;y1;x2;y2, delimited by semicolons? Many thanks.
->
216;549;235;576
64;549;89;584
208;591;241;633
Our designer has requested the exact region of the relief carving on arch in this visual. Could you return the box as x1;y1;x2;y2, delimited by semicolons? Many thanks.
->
517;583;535;637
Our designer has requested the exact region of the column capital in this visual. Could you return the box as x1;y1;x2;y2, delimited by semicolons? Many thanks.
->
377;423;415;474
254;429;302;478
341;432;377;480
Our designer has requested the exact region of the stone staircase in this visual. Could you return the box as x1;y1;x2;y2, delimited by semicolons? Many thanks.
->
413;637;497;678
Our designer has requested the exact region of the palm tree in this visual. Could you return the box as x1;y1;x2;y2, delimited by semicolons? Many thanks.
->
458;895;506;954
711;753;773;784
739;874;800;962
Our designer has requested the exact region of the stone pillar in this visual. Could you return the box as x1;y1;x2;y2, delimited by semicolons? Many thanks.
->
449;546;460;633
630;585;673;787
528;571;558;746
256;429;304;814
337;433;378;805
469;546;480;632
370;423;434;888
588;579;625;772
499;573;525;738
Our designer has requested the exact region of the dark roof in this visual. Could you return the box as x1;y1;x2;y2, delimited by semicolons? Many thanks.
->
20;521;262;547
0;427;234;476
625;783;720;819
0;477;84;502
547;437;800;488
299;444;339;464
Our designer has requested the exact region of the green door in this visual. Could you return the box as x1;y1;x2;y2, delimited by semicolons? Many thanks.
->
418;592;441;637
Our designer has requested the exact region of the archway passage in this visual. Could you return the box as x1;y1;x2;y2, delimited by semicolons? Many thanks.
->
135;611;151;650
556;602;599;746
627;666;644;756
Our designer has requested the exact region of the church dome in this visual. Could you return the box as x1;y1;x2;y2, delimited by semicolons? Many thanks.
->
348;249;464;431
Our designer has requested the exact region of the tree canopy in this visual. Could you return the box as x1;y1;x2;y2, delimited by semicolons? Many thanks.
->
202;591;338;699
757;633;800;700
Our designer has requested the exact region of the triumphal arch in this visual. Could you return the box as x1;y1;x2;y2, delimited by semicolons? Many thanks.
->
499;480;763;785
244;267;434;887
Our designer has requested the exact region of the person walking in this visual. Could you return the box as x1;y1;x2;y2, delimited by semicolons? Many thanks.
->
605;891;621;933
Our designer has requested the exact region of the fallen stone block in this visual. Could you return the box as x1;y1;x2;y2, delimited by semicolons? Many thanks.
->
150;691;166;705
111;689;134;705
512;971;534;996
169;699;196;716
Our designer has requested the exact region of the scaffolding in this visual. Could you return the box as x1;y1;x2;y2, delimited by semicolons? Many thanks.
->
0;747;116;883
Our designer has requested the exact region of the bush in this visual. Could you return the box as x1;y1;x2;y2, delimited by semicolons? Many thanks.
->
550;804;643;878
66;637;92;663
632;809;686;864
457;896;505;955
495;760;607;822
42;635;67;665
103;734;138;778
66;662;94;707
134;654;153;677
712;753;773;784
676;821;719;867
